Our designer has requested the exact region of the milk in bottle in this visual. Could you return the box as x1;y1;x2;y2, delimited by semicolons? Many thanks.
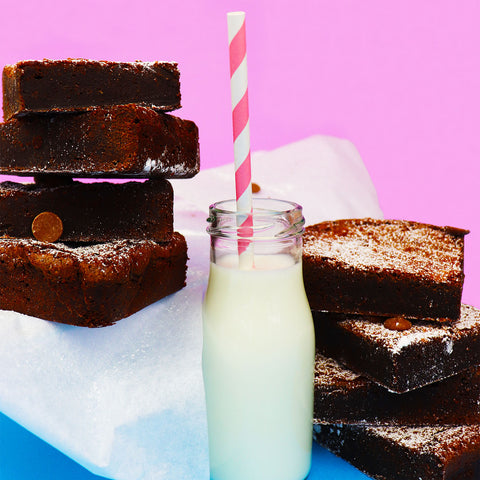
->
202;199;315;480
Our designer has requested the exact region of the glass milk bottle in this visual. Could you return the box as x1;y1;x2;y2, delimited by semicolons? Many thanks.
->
202;198;315;480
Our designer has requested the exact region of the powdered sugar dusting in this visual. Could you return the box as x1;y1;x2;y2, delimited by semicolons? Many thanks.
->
367;425;480;457
143;157;193;177
304;218;467;284
0;237;165;281
443;337;454;354
314;352;362;386
36;237;154;258
454;304;480;330
9;58;178;70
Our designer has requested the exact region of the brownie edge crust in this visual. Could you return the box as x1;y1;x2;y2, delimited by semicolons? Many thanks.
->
0;233;188;327
0;179;175;243
2;59;181;120
0;105;200;178
303;218;468;321
313;423;480;480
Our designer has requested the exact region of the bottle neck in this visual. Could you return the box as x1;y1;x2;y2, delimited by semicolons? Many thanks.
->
207;198;305;268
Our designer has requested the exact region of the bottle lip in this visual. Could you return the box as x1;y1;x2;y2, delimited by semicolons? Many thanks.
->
207;198;305;240
209;198;302;216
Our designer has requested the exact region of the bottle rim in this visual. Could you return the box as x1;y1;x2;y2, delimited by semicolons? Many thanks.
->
207;198;305;240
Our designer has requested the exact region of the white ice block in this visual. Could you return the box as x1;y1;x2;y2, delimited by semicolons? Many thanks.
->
0;135;382;480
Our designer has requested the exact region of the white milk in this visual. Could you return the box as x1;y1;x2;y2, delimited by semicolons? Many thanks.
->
202;254;315;480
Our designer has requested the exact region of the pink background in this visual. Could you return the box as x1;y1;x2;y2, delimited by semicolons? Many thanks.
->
0;0;478;305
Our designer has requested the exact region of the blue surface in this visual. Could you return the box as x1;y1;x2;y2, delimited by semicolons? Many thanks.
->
0;412;370;479
0;413;109;480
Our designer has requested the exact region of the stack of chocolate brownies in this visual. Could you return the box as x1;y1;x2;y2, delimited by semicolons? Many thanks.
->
0;59;200;327
302;218;480;479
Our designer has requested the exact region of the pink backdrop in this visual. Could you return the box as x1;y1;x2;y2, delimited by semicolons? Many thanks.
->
0;0;478;305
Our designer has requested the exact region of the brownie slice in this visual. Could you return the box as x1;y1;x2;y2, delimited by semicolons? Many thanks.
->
0;179;173;242
0;104;200;178
3;59;181;120
313;305;480;393
314;352;480;425
303;218;468;321
0;233;187;327
313;424;480;480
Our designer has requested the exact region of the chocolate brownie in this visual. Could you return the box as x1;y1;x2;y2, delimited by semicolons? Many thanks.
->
0;104;200;178
3;59;181;120
0;179;173;242
314;352;480;425
313;304;480;393
313;424;480;480
303;218;468;321
33;174;74;187
0;233;187;327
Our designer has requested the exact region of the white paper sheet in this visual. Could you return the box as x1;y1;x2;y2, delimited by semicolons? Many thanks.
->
0;135;382;480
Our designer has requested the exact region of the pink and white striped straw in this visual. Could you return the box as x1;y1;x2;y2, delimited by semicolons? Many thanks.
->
227;11;254;265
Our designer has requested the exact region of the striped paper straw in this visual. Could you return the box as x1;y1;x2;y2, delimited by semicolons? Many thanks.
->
227;11;254;265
